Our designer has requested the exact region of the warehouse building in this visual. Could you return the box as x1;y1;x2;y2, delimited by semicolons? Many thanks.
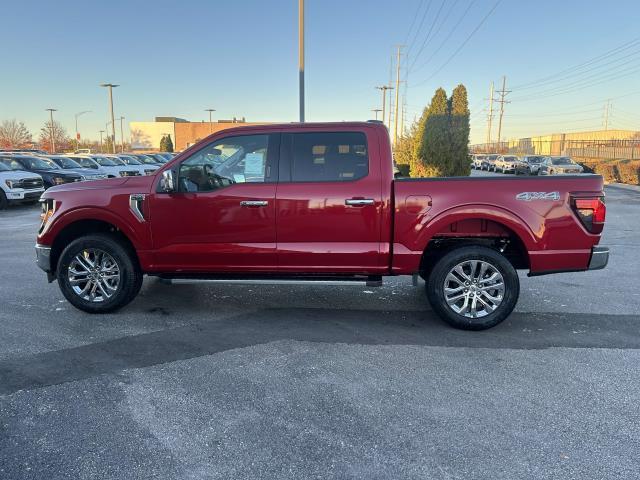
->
130;117;269;152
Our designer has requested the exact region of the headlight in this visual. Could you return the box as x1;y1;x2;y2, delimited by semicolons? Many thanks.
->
5;179;16;189
52;177;66;185
40;199;57;224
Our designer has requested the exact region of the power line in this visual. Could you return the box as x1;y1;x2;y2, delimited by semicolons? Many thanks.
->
403;0;425;46
406;0;433;56
411;0;502;88
408;0;448;71
411;0;477;74
510;37;640;90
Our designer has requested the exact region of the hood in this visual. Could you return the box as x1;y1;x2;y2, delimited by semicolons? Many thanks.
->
42;174;154;196
0;170;43;182
34;168;82;178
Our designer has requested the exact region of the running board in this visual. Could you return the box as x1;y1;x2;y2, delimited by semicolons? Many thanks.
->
155;274;383;288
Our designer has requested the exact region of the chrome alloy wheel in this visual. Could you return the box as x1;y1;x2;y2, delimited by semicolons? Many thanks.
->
443;260;505;318
67;249;121;302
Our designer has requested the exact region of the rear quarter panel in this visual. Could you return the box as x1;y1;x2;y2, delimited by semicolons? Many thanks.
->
392;175;605;274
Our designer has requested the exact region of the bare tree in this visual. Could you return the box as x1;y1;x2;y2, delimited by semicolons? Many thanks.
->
0;119;33;149
39;120;71;153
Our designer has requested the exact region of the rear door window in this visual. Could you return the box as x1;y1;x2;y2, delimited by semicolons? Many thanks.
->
286;132;369;182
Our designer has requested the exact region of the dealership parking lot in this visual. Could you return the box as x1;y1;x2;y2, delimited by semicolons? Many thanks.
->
1;176;640;479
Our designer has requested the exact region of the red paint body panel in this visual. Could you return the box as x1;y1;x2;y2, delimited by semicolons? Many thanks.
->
38;122;606;278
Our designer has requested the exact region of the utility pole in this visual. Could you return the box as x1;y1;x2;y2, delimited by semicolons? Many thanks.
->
100;83;119;153
45;108;57;153
298;0;305;122
74;110;91;151
603;99;611;130
393;45;404;147
375;85;393;128
495;76;511;145
486;81;495;149
99;130;105;153
204;108;216;133
371;108;382;120
118;116;125;152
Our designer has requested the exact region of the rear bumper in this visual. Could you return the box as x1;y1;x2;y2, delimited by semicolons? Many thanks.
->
588;246;609;270
528;246;609;276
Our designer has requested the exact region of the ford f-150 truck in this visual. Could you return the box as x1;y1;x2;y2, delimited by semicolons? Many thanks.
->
35;122;608;330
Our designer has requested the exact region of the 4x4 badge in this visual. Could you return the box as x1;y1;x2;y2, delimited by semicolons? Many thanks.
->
516;191;560;201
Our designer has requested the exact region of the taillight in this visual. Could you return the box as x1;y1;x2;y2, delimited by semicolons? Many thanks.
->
571;196;606;234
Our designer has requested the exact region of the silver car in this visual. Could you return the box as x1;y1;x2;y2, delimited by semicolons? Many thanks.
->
538;157;584;175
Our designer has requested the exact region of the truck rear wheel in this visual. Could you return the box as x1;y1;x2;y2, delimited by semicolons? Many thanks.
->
425;246;519;330
56;234;142;313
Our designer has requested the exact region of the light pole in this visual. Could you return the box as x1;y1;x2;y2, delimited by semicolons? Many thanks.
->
205;108;216;133
371;109;382;120
375;86;393;129
298;0;305;122
118;116;125;153
45;108;57;153
100;83;119;153
99;130;105;153
74;110;92;151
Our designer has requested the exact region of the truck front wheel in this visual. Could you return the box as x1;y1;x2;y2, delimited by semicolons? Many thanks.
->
56;234;142;313
425;246;519;330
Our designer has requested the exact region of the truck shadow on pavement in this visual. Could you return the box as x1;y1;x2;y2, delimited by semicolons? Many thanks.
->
1;306;639;396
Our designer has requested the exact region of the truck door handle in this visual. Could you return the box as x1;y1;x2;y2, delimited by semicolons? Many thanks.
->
240;200;268;207
345;198;375;206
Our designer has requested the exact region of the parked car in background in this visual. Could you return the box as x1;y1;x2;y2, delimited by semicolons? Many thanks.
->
0;155;82;189
40;155;108;181
144;153;170;164
481;154;500;171
69;155;142;178
111;154;158;175
494;155;520;173
0;160;44;208
539;157;584;175
515;155;545;175
471;154;486;169
128;154;164;166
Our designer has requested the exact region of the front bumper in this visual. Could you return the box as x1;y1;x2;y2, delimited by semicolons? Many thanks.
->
588;246;609;270
35;244;55;282
6;189;44;201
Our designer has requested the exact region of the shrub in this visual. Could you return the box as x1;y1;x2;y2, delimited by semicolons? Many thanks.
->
617;159;640;185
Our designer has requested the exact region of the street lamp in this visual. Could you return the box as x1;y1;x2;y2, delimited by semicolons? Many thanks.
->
204;108;216;133
74;110;92;151
45;108;57;153
99;130;105;153
100;83;119;153
371;108;382;120
117;116;125;153
298;0;305;122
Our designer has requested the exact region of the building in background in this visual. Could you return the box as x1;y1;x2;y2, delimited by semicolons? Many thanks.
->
130;117;269;152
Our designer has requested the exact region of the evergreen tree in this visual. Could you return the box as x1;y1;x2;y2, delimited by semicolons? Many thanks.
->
449;84;471;176
413;87;450;177
159;135;167;152
165;134;174;152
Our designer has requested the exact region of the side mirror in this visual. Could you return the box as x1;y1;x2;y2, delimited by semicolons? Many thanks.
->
160;170;175;192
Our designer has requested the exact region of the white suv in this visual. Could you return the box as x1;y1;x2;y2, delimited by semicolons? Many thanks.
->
494;155;519;173
0;160;45;209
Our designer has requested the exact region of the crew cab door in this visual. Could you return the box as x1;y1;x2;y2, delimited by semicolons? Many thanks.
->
148;133;280;272
275;128;385;273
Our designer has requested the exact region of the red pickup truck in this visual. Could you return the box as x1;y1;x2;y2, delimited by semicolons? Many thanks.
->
35;122;608;330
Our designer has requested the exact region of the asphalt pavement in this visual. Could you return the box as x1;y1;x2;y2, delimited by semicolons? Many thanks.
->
1;173;639;479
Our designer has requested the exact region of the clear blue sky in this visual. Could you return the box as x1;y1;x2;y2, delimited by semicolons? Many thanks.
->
1;0;639;144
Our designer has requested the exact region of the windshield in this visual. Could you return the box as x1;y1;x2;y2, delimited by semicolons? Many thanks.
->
138;155;158;165
18;156;59;170
503;156;517;161
53;157;82;169
0;158;27;171
0;162;10;172
527;156;543;163
552;157;575;165
92;156;117;166
120;155;142;165
486;155;499;160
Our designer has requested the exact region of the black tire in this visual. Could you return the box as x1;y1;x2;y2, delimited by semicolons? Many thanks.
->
0;190;7;210
425;246;519;330
57;233;142;313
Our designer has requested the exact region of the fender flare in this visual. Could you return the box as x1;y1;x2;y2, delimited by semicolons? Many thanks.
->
414;204;540;252
46;206;144;249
